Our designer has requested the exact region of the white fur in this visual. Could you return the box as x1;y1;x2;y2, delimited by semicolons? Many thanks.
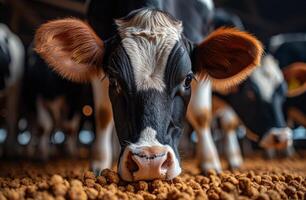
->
224;130;243;168
91;77;114;175
250;55;284;102
197;127;222;172
116;9;182;91
132;127;162;147
217;107;243;168
190;80;212;113
187;80;222;172
218;107;236;125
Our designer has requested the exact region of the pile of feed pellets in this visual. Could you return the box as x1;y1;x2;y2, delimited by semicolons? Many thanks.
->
0;154;306;200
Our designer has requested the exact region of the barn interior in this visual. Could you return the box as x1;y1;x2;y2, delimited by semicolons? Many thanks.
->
0;0;306;199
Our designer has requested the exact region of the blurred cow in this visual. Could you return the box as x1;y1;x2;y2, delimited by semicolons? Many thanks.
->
270;34;306;128
215;55;293;156
24;46;92;160
0;24;24;157
34;0;263;181
211;9;294;162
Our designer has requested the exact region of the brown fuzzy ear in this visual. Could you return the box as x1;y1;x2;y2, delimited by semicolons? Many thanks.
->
35;18;104;82
283;62;306;97
194;27;263;90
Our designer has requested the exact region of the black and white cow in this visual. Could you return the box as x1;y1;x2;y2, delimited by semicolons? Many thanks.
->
215;55;293;153
34;2;263;181
211;10;294;160
24;46;89;160
0;24;24;157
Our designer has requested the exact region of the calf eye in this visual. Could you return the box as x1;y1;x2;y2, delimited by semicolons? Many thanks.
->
183;74;194;89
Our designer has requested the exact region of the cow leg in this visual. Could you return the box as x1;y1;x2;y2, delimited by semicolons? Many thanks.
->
36;97;53;161
4;81;21;157
25;118;37;159
187;81;222;173
283;145;295;157
218;107;243;169
91;77;113;175
265;148;276;159
26;129;36;159
64;114;80;157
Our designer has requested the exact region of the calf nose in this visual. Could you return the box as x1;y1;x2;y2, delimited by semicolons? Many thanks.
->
125;146;174;181
260;128;293;150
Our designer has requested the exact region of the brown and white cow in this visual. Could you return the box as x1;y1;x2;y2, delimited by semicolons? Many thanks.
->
34;8;263;181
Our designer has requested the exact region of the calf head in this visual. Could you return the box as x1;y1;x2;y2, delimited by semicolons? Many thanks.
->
35;9;262;181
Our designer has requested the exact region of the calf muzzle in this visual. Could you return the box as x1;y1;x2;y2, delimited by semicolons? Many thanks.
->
119;145;181;181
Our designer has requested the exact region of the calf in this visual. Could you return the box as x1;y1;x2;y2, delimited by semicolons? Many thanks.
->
34;7;263;181
0;24;24;157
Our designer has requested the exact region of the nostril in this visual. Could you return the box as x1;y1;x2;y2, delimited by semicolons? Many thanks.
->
273;135;281;143
126;152;139;173
161;152;173;170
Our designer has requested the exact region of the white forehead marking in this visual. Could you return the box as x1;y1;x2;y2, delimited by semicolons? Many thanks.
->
116;9;183;91
131;127;162;147
250;55;284;102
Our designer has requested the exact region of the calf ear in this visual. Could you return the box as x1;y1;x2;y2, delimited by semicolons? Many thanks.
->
283;62;306;97
193;27;263;90
35;18;104;82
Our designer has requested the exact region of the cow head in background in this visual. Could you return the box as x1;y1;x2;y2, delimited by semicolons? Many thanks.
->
34;9;262;181
219;55;293;150
213;9;293;153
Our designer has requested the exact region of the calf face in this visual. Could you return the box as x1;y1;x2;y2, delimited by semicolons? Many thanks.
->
35;9;262;181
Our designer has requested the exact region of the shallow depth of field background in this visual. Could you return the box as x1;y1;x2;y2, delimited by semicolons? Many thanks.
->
1;0;306;199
